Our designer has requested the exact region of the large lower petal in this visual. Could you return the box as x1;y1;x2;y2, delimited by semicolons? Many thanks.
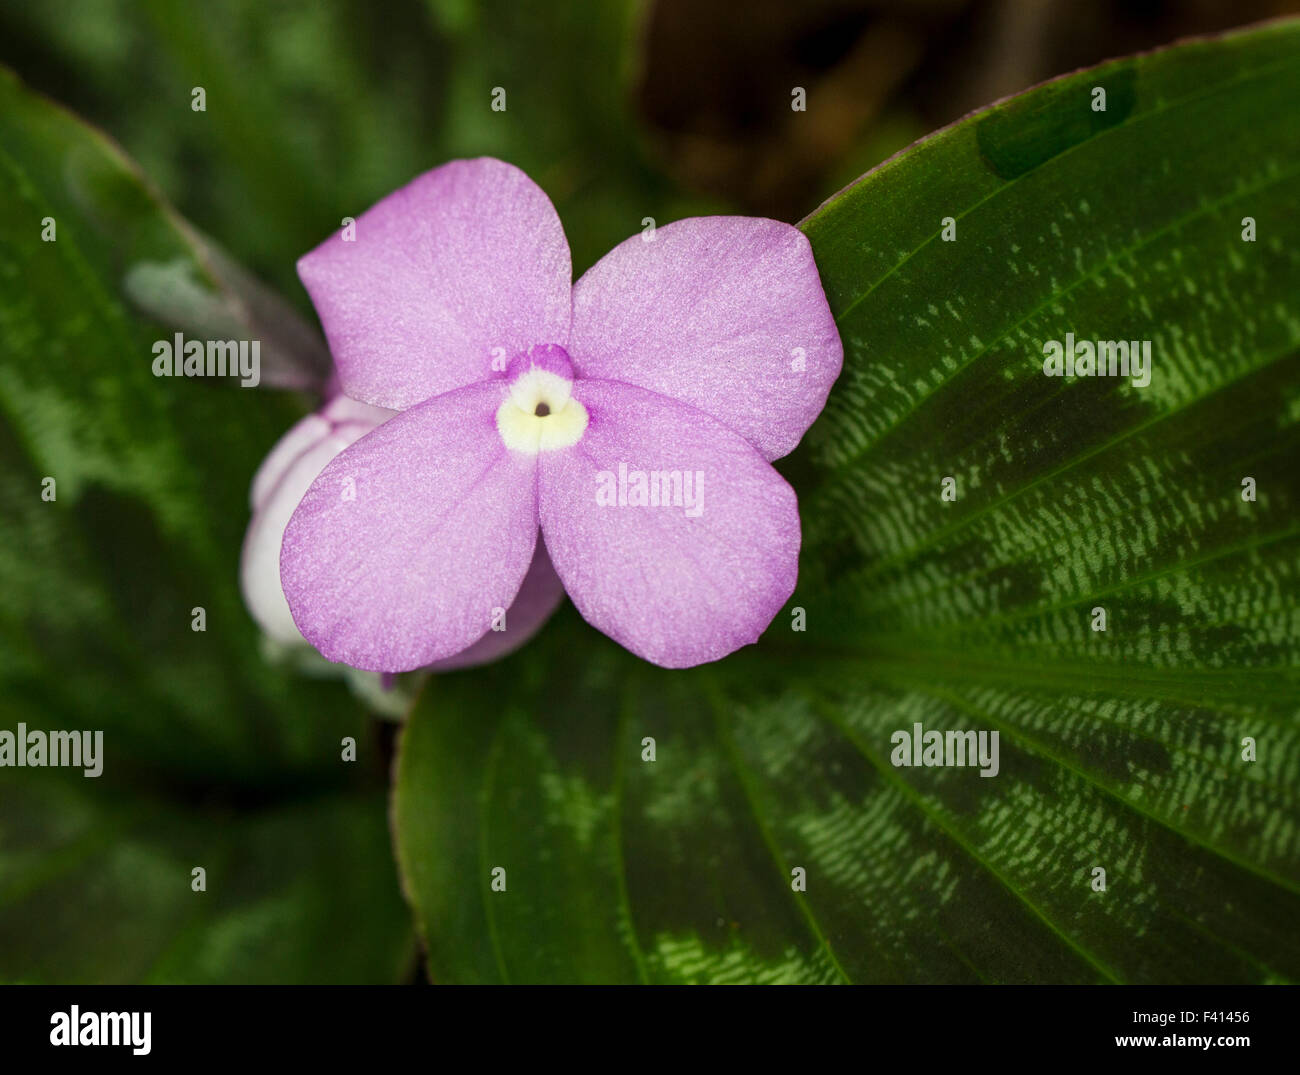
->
431;539;566;672
298;158;572;411
538;379;800;668
568;216;842;461
281;381;539;671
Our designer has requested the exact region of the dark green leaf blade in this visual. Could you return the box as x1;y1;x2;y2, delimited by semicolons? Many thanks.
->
0;774;413;984
394;21;1300;983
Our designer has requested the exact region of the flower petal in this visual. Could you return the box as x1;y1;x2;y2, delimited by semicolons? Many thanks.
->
320;391;401;429
298;158;572;411
249;410;331;513
568;216;842;461
250;395;398;513
431;539;566;671
242;395;559;667
280;381;540;671
243;424;373;645
538;379;799;668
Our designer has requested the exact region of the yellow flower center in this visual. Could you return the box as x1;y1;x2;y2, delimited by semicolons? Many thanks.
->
495;346;588;454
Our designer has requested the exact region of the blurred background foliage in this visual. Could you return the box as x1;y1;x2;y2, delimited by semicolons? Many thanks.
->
1;0;1297;983
7;0;1297;283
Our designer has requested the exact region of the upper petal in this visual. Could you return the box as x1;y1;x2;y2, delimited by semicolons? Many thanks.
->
568;216;842;461
538;379;800;668
280;381;540;671
298;158;573;411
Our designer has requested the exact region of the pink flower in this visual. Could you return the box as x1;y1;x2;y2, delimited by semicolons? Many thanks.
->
241;393;564;670
281;157;841;671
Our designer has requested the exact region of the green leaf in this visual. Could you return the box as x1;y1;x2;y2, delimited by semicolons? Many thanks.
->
0;772;413;984
0;62;419;984
394;21;1300;983
0;63;369;783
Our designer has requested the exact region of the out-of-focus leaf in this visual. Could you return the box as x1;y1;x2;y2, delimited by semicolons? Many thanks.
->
0;773;412;983
426;0;702;275
123;239;331;391
0;0;447;289
394;21;1300;983
0;0;691;291
0;64;367;783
